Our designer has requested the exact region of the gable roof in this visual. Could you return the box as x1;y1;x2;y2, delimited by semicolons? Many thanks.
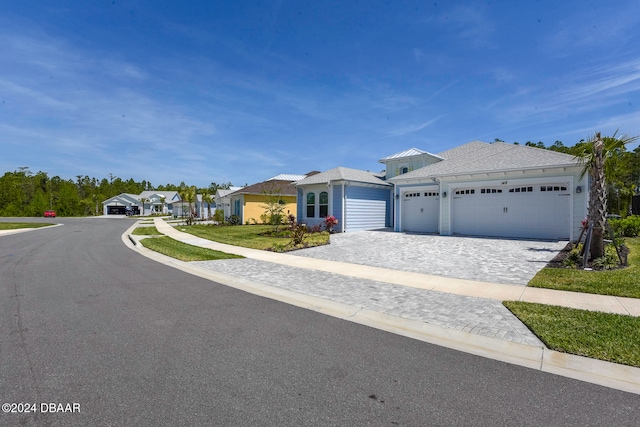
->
102;194;140;205
228;180;297;197
138;191;178;203
296;167;391;186
215;187;243;199
379;147;444;161
389;141;580;181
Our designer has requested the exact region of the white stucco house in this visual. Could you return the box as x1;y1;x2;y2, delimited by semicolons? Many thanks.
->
214;187;244;220
384;141;588;240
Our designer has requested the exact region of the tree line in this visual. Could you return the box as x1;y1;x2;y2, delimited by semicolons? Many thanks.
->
0;167;232;217
3;135;639;218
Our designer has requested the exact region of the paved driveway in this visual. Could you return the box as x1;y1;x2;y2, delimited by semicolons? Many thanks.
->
293;231;568;285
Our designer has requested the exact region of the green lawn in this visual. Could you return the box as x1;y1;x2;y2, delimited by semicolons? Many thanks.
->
528;237;640;298
179;224;330;251
0;222;54;230
506;238;640;366
140;236;244;261
132;226;162;236
504;301;640;367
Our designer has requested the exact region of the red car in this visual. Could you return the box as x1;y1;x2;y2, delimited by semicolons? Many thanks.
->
44;210;56;218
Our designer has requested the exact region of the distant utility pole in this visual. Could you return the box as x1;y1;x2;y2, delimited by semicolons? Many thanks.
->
108;173;115;184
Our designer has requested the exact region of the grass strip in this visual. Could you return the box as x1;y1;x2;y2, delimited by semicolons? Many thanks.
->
140;236;244;261
180;224;329;251
504;301;640;367
528;238;640;298
0;222;54;230
132;226;162;236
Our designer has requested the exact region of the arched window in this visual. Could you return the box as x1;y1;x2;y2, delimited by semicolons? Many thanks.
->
319;191;328;218
306;192;315;217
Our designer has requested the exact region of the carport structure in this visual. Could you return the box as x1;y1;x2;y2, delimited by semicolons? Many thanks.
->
384;141;587;241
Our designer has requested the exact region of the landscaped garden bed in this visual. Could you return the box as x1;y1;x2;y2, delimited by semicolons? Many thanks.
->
178;224;330;252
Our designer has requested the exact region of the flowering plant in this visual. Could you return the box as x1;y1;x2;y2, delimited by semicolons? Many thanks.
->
324;215;338;232
581;217;589;230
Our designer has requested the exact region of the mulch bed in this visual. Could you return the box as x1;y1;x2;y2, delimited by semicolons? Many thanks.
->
546;242;573;268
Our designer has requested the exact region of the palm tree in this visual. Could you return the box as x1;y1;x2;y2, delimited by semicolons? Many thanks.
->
576;131;639;259
140;197;148;216
201;190;213;220
178;185;197;225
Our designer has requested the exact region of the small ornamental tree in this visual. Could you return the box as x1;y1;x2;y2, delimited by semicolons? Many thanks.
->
260;184;287;234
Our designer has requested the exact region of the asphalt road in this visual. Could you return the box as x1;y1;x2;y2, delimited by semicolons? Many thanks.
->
1;217;639;426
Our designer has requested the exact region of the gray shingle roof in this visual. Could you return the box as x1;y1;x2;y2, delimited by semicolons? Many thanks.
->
227;180;298;196
296;167;390;186
389;141;580;181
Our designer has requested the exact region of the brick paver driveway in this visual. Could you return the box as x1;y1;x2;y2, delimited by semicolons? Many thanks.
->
293;230;568;285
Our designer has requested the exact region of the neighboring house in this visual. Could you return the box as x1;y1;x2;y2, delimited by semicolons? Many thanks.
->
227;180;299;224
137;191;181;216
172;194;206;219
102;190;205;217
102;193;143;215
295;167;393;232
384;141;588;240
214;187;244;219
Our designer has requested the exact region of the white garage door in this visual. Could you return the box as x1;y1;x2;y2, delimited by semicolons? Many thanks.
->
402;189;440;233
452;184;570;239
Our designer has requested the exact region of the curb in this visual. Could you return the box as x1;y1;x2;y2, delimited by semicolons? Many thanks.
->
122;224;640;395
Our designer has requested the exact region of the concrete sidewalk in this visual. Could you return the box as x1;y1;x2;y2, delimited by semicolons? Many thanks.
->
136;219;640;394
152;219;640;316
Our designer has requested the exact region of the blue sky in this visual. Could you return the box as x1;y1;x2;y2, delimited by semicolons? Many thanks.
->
2;1;639;188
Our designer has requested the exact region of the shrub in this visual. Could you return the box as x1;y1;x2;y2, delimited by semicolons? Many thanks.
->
592;245;620;270
609;215;640;237
285;214;309;248
308;224;323;233
226;215;240;226
213;209;225;224
563;246;583;268
270;241;290;252
324;215;338;232
290;224;308;246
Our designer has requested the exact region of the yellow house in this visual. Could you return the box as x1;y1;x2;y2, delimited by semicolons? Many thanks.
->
228;179;299;224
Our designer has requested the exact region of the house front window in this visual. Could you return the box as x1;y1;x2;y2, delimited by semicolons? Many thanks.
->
306;192;315;217
319;191;328;218
400;167;409;174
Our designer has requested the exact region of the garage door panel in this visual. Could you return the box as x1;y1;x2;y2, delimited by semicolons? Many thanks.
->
452;184;569;240
402;189;439;233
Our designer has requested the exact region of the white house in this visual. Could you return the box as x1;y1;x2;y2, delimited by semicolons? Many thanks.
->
214;187;244;220
384;141;588;240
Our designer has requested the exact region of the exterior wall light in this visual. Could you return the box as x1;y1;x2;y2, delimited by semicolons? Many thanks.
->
576;186;582;193
442;191;447;197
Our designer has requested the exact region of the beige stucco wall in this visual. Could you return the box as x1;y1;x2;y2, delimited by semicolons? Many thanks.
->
242;194;297;224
